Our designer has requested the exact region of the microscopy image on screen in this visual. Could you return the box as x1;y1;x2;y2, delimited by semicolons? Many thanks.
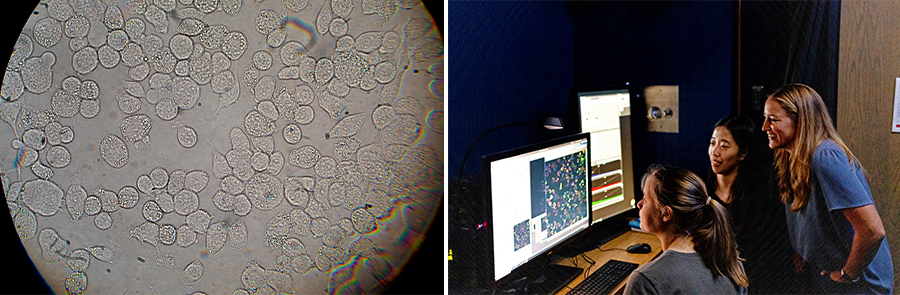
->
541;151;587;237
513;219;531;251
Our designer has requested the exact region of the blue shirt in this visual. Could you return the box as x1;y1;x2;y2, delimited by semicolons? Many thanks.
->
784;139;893;294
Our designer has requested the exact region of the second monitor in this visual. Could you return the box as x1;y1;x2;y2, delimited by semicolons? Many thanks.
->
577;88;636;224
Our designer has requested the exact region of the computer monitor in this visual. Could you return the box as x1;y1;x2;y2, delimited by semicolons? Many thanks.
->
482;133;591;289
577;89;636;224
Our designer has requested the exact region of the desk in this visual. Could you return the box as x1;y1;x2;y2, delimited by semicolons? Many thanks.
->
552;230;663;295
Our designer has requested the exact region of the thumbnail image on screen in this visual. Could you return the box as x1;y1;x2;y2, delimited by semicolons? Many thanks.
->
513;220;531;251
578;89;636;224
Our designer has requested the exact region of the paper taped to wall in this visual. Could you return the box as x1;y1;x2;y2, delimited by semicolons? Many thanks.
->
893;78;900;133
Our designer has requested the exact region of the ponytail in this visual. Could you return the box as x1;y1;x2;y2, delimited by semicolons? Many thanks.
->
642;165;748;288
692;198;748;287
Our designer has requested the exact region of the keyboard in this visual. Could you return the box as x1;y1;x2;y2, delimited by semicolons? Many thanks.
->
565;259;638;295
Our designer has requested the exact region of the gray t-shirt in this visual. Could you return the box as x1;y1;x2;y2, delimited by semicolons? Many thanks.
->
623;250;745;295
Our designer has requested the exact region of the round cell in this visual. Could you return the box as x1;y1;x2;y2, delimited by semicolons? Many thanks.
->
65;272;88;295
22;179;64;216
44;145;71;168
186;209;211;234
84;195;102;216
266;27;286;48
34;18;62;48
288;145;320;169
295;105;315;125
159;223;177;245
156;191;175;213
50;90;80;118
257;100;278;121
279;41;307;66
177;125;198;148
137;174;153;194
98;45;120;68
212;190;234;212
314;156;338;178
221;0;242;15
176;224;197;247
150;167;169;189
94;212;113;230
222;31;247;60
72;46;99;75
129;62;151;81
329;18;348;38
282;123;303;144
243;110;276;137
117;186;139;209
183;170;209;193
250;152;269;172
210;70;235;94
173;77;200;109
170;34;193;60
233;194;251;216
252;50;273;71
168;169;186;195
142;200;163;222
245;173;283;211
155;97;178;120
22;128;47;151
173;189;199;216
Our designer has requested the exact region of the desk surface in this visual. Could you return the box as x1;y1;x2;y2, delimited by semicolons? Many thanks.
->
552;229;663;295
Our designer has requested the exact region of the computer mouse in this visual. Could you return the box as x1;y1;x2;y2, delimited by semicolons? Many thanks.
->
626;243;652;254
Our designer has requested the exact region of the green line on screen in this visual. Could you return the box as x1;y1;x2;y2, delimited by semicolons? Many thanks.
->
592;194;624;207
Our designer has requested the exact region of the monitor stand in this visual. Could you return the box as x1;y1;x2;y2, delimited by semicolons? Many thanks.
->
555;218;630;258
495;256;583;295
521;264;582;294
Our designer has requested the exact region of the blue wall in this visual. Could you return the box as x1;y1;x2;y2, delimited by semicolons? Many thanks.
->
571;1;733;181
448;1;575;180
449;1;733;192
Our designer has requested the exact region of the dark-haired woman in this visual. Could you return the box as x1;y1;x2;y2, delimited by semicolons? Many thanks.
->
707;115;796;293
623;165;747;295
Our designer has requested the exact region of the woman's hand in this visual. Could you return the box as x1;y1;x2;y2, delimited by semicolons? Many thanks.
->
820;269;852;284
792;252;804;273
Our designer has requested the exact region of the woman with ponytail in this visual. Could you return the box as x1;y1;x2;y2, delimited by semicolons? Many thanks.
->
623;165;747;295
764;84;892;294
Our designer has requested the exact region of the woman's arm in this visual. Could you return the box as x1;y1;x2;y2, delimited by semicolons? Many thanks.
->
821;204;886;283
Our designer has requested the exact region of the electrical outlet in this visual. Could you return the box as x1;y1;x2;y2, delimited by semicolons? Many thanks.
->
645;85;679;133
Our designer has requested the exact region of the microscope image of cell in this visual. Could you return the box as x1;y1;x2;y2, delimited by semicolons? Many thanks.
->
0;0;442;294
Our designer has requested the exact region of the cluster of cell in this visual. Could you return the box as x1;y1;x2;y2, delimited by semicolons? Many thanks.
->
232;261;294;294
211;127;285;215
2;34;55;101
2;106;82;240
121;166;214;250
32;223;117;295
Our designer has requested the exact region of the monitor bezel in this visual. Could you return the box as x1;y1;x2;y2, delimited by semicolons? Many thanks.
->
572;86;638;225
480;132;592;285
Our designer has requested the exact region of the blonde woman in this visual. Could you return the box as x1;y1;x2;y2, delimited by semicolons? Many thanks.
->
624;165;747;295
763;83;892;294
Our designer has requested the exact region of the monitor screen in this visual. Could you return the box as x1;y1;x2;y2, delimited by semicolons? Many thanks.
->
577;89;636;224
483;133;591;282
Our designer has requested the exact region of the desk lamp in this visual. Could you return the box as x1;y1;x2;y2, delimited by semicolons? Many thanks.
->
456;117;564;180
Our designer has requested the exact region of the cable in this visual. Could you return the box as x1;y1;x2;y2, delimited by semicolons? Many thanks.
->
596;246;629;252
579;253;596;279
